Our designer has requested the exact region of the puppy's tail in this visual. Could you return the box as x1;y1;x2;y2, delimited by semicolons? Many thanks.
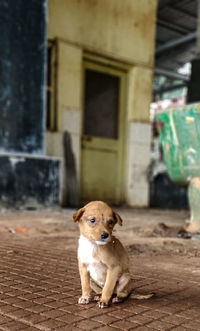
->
130;292;155;300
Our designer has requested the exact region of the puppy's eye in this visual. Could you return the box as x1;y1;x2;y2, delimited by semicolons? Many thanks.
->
108;220;114;226
90;218;96;224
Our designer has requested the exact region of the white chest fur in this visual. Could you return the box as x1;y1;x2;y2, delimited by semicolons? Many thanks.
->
78;235;106;287
78;235;98;264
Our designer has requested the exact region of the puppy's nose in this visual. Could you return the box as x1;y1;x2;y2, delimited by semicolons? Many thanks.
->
101;232;109;240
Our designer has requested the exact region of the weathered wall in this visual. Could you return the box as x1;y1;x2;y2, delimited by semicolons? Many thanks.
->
46;42;82;206
125;123;151;206
0;0;61;207
0;155;60;207
128;67;153;122
47;0;158;207
125;66;153;206
0;0;47;154
49;0;156;67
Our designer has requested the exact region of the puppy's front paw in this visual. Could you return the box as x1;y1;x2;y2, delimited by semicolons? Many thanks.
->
98;300;110;309
78;295;92;304
112;296;124;304
93;295;101;302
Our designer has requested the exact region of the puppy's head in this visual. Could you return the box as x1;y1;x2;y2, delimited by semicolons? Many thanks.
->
73;201;122;245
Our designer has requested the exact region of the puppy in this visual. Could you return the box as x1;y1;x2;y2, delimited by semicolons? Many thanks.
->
73;201;153;308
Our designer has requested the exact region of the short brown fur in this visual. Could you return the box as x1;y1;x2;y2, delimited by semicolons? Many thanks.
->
74;201;153;308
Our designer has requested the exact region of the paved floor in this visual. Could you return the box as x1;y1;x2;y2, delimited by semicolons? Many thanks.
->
0;208;200;330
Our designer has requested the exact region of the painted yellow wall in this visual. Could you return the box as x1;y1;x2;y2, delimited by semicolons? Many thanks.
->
128;67;153;122
57;41;82;131
48;0;157;68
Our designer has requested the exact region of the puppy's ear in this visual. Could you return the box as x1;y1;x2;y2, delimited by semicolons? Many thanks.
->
73;208;85;222
113;211;123;226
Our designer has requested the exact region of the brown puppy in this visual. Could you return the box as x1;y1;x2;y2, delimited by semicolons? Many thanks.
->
74;201;151;308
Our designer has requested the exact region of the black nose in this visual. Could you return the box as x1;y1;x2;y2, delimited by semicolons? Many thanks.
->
101;232;109;240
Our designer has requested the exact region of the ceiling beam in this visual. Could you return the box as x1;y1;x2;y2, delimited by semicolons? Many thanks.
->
159;1;196;19
156;32;196;55
158;0;173;10
170;5;196;19
157;19;191;35
156;38;196;68
155;67;190;81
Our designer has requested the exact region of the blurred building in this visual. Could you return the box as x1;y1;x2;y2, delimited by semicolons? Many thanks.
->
0;0;158;208
47;0;158;207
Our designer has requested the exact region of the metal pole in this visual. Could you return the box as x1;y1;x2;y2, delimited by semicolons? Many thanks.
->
157;19;189;35
155;67;189;81
156;32;196;55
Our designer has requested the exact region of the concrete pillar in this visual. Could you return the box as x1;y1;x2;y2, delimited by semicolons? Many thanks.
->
187;58;200;103
46;41;82;206
0;0;47;154
125;122;151;206
125;66;152;206
0;0;61;207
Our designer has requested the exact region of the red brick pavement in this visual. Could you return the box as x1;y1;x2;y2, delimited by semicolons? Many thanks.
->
0;234;199;331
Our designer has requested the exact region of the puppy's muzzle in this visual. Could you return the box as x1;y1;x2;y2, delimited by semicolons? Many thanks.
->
96;232;109;245
100;232;109;240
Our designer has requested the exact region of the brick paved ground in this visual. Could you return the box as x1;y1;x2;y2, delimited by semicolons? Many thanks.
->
0;209;199;330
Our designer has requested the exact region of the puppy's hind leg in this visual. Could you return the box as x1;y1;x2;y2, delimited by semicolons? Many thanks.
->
113;274;155;303
90;279;102;302
112;273;132;304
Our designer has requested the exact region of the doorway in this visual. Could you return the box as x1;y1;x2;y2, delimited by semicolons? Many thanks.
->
81;60;126;205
